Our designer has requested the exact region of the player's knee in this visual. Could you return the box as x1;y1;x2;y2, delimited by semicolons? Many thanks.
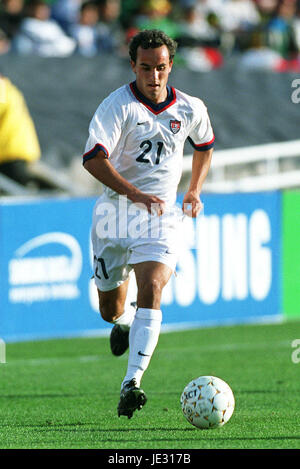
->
138;278;162;303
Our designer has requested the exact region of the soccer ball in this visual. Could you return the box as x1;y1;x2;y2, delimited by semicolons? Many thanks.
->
180;376;235;429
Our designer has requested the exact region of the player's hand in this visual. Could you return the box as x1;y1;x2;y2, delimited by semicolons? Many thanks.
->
132;193;166;216
182;191;203;218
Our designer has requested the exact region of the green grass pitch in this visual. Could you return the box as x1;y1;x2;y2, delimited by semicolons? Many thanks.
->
1;320;300;449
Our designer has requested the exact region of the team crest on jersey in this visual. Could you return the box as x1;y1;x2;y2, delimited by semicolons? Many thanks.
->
169;120;181;134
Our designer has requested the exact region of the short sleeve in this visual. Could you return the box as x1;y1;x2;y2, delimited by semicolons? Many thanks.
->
188;99;215;152
82;91;124;165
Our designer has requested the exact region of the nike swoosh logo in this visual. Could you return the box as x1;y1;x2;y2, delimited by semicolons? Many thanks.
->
137;122;147;125
138;351;150;357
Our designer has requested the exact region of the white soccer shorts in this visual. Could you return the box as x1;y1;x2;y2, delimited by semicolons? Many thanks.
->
91;193;182;291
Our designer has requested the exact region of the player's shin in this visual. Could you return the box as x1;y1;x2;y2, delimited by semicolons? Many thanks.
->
122;308;162;388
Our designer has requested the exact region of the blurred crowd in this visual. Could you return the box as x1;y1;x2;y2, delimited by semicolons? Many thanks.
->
0;0;300;71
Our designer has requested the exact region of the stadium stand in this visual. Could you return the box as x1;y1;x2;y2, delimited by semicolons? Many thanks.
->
0;0;299;195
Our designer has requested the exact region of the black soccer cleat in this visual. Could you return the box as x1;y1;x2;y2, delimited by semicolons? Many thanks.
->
110;325;129;356
117;379;147;419
110;302;137;356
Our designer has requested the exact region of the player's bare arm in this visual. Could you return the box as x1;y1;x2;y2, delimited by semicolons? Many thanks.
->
182;148;213;218
84;150;166;215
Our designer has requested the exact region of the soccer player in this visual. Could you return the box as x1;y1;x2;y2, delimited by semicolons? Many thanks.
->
83;29;214;419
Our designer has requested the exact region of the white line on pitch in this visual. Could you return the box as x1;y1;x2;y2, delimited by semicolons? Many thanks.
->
2;339;291;367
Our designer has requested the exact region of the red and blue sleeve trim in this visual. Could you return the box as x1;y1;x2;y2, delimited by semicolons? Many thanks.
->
188;135;215;151
82;143;109;165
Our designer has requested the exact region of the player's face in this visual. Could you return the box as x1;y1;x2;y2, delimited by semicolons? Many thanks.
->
131;45;173;104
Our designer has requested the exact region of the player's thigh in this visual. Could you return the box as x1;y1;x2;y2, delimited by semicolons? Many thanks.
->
97;277;130;322
92;230;132;313
133;261;173;309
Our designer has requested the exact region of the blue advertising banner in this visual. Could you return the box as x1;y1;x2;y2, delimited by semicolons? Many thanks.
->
0;196;98;342
162;191;282;328
0;192;282;342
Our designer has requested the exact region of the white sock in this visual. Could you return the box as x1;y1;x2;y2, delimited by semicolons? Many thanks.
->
112;303;136;331
122;308;162;389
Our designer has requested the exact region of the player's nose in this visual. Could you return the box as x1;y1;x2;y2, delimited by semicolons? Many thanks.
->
151;68;159;81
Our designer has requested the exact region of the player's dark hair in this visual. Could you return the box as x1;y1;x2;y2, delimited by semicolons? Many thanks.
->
129;29;177;63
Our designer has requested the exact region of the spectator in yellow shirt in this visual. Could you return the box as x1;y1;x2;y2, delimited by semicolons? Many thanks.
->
0;74;41;185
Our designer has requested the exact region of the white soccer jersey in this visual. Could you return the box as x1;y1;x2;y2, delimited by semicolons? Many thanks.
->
83;81;214;206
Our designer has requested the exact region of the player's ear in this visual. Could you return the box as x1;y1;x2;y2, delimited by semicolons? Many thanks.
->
130;60;137;73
